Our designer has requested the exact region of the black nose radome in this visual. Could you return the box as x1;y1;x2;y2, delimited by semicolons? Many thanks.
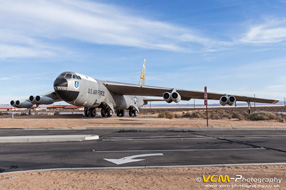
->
54;78;68;87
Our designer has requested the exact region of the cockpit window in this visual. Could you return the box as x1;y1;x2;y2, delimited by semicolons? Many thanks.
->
73;75;76;79
58;72;66;78
66;74;72;79
77;76;81;80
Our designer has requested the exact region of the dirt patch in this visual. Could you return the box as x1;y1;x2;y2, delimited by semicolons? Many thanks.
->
0;115;286;129
1;165;285;190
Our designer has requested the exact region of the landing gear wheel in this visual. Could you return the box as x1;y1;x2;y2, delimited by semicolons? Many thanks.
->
90;108;96;117
84;107;96;117
107;109;113;117
129;109;133;117
84;107;89;117
133;110;137;117
116;110;124;117
129;109;138;117
120;110;125;117
101;108;107;117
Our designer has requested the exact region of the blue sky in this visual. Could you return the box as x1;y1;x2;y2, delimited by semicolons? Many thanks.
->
1;0;286;104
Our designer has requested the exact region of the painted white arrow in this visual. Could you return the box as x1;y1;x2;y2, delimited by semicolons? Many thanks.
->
104;153;163;165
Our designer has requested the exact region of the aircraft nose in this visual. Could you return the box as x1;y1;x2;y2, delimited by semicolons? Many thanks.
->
54;77;68;88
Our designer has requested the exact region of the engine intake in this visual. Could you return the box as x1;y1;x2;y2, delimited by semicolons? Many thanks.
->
171;91;181;103
228;96;236;106
220;96;228;106
163;92;172;103
10;100;15;106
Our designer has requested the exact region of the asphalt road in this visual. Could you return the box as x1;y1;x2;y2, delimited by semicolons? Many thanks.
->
0;128;286;173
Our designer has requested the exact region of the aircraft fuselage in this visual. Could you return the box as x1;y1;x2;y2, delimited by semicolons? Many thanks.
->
53;72;144;117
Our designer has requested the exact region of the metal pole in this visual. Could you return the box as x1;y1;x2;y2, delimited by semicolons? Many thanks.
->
204;86;208;127
194;99;195;109
12;108;14;120
206;103;209;127
284;98;285;106
254;94;255;112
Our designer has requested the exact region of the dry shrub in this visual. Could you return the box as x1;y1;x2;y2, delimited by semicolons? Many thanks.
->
232;112;246;120
182;112;192;118
276;114;286;122
210;112;221;120
209;110;232;120
182;111;204;119
192;111;204;118
54;111;60;115
158;112;174;119
248;111;276;121
174;113;181;118
165;112;174;119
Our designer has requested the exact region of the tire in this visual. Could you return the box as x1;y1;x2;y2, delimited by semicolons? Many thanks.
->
84;107;89;117
120;110;125;117
116;110;120;117
133;110;137;117
101;108;106;117
89;108;96;117
107;109;113;117
129;109;133;117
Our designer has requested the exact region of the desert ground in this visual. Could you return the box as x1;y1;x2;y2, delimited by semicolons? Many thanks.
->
0;112;286;129
0;108;286;189
1;165;285;190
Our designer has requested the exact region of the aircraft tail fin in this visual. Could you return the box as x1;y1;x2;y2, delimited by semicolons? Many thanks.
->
139;59;146;86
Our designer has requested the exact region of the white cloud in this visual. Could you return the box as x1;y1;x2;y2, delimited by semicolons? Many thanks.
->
0;77;11;81
240;19;286;44
0;0;224;58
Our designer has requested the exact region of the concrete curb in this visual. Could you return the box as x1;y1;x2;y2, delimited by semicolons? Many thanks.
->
0;135;99;143
2;126;285;131
2;162;286;174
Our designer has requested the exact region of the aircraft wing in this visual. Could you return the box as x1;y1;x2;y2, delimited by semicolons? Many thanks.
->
41;91;62;102
103;81;279;104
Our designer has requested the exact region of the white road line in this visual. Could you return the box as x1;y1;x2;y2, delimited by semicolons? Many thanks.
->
96;147;265;153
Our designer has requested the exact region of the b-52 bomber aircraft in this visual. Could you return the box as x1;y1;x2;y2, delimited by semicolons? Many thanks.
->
10;60;278;117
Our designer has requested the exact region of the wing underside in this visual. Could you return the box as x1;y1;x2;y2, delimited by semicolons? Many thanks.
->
103;81;278;104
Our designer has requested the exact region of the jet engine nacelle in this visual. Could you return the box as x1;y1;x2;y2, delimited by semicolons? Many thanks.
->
171;91;181;103
220;95;236;106
35;96;54;104
10;100;15;106
163;91;181;103
29;95;37;104
14;100;33;108
228;96;236;106
163;92;172;103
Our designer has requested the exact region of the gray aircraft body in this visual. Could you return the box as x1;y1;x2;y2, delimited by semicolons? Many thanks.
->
10;60;279;117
